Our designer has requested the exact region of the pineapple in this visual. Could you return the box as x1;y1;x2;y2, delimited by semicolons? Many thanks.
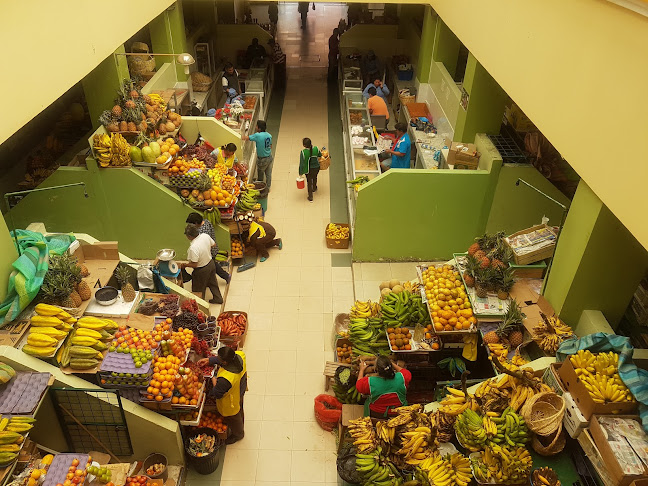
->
508;328;524;348
115;265;136;302
474;268;492;298
80;264;90;277
483;330;500;345
107;121;119;133
502;301;525;347
130;90;140;99
119;121;128;132
463;255;478;288
98;110;114;129
77;280;92;301
40;273;72;306
111;105;122;118
143;94;152;104
61;295;78;309
478;255;491;269
468;241;481;256
125;99;136;109
69;290;82;307
496;267;515;300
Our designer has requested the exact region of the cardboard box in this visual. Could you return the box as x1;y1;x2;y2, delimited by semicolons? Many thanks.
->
509;261;546;279
69;241;121;313
578;428;616;486
559;358;638;419
589;415;648;486
542;362;565;396
563;391;589;438
444;138;480;170
629;480;648;486
505;224;557;265
509;280;540;308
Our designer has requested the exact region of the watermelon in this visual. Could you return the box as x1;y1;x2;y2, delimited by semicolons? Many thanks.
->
0;363;16;385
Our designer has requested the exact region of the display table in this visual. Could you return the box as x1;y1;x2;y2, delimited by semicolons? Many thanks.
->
387;62;416;115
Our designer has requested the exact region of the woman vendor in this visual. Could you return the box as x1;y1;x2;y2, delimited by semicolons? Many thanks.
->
211;142;238;169
245;217;282;262
355;356;411;418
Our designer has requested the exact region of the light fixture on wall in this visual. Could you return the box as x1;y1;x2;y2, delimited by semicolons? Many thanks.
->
4;183;88;256
514;178;568;294
176;53;196;107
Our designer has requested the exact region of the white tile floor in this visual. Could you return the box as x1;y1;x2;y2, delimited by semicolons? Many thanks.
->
185;4;353;484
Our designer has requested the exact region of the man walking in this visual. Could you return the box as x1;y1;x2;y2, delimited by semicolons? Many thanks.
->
328;28;340;80
268;38;287;89
242;120;273;190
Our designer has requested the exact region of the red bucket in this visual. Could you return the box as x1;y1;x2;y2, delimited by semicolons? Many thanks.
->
296;176;305;189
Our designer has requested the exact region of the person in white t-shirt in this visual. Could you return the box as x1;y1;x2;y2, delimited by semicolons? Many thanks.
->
180;224;223;304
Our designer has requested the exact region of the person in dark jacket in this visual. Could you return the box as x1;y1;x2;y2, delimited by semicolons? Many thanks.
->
222;62;242;100
245;38;267;68
298;1;309;28
198;347;247;444
328;28;340;79
185;213;231;283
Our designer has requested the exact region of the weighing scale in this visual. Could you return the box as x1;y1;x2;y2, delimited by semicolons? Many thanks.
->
156;248;180;278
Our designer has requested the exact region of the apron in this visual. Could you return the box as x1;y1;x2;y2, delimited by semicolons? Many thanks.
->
215;148;236;169
363;372;407;417
215;351;247;417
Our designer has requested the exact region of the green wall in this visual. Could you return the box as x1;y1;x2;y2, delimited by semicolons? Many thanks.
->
417;7;438;84
353;138;502;261
454;53;508;142
82;46;131;130
150;2;189;81
486;165;571;235
433;19;460;79
544;181;648;327
0;217;18;301
5;160;230;259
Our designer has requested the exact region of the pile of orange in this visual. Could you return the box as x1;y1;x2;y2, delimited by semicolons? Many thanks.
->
111;325;160;352
221;174;236;191
173;365;201;405
424;324;441;349
231;238;243;258
214;163;228;175
387;328;412;351
199;187;233;208
145;354;181;402
172;327;194;359
421;265;476;331
200;412;228;434
169;157;206;174
160;138;181;157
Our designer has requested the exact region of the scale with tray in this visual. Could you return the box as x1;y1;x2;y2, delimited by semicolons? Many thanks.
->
156;249;180;279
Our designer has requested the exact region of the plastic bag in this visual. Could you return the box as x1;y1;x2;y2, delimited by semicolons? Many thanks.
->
314;394;342;431
137;264;155;291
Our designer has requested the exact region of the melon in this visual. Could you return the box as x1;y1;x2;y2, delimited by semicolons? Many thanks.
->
129;146;143;162
391;285;404;294
381;288;392;297
0;363;16;385
389;279;400;289
379;281;390;290
141;146;156;164
149;141;161;157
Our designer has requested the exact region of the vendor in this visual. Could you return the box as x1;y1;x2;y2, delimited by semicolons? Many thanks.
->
211;142;238;169
367;87;389;123
245;37;267;68
363;78;390;102
355;356;411;418
382;122;411;171
185;212;231;283
180;224;223;304
362;50;382;85
246;218;282;262
198;347;247;445
222;62;242;99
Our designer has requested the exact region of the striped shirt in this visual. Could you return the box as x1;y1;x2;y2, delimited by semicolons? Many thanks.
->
196;220;219;257
270;42;286;64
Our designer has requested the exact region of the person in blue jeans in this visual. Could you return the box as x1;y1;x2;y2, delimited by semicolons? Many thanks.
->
383;122;412;170
242;120;273;190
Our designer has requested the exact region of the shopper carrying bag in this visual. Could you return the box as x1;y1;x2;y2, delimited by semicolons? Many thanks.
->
299;138;321;202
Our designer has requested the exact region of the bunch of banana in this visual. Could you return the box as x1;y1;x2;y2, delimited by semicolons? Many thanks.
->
419;453;455;486
488;407;530;447
397;426;434;465
510;354;529;366
148;93;166;108
488;343;510;361
433;410;456;443
471;445;532;485
381;291;430;328
569;350;634;403
454;409;487;451
438;387;472;416
349;317;390;357
356;447;403;486
375;420;396;445
533;312;574;356
348;417;377;453
449;453;473;486
235;188;259;211
326;223;350;240
93;133;112;167
350;300;380;319
509;385;540;412
110;133;131;167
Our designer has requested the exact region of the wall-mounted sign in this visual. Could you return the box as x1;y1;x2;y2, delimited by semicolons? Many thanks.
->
460;87;469;111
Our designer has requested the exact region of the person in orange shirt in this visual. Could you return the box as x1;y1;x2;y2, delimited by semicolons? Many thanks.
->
367;87;389;122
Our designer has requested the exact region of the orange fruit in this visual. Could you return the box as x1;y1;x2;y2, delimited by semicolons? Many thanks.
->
165;138;175;145
155;395;163;402
172;144;180;152
169;147;177;156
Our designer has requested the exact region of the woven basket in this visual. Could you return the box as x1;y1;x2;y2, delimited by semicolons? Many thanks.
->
318;154;331;170
399;94;415;106
128;42;156;75
532;422;566;456
191;72;213;92
521;392;565;436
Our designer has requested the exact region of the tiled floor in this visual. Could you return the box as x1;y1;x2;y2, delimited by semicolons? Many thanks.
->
186;4;353;485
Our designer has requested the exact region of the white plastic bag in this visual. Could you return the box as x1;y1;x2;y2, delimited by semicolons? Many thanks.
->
137;264;155;291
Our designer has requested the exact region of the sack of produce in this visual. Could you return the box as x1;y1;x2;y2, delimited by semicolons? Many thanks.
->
314;394;342;431
191;72;212;92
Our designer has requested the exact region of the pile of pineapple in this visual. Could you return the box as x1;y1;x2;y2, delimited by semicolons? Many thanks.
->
463;232;515;300
483;300;526;356
40;254;92;309
97;79;181;137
